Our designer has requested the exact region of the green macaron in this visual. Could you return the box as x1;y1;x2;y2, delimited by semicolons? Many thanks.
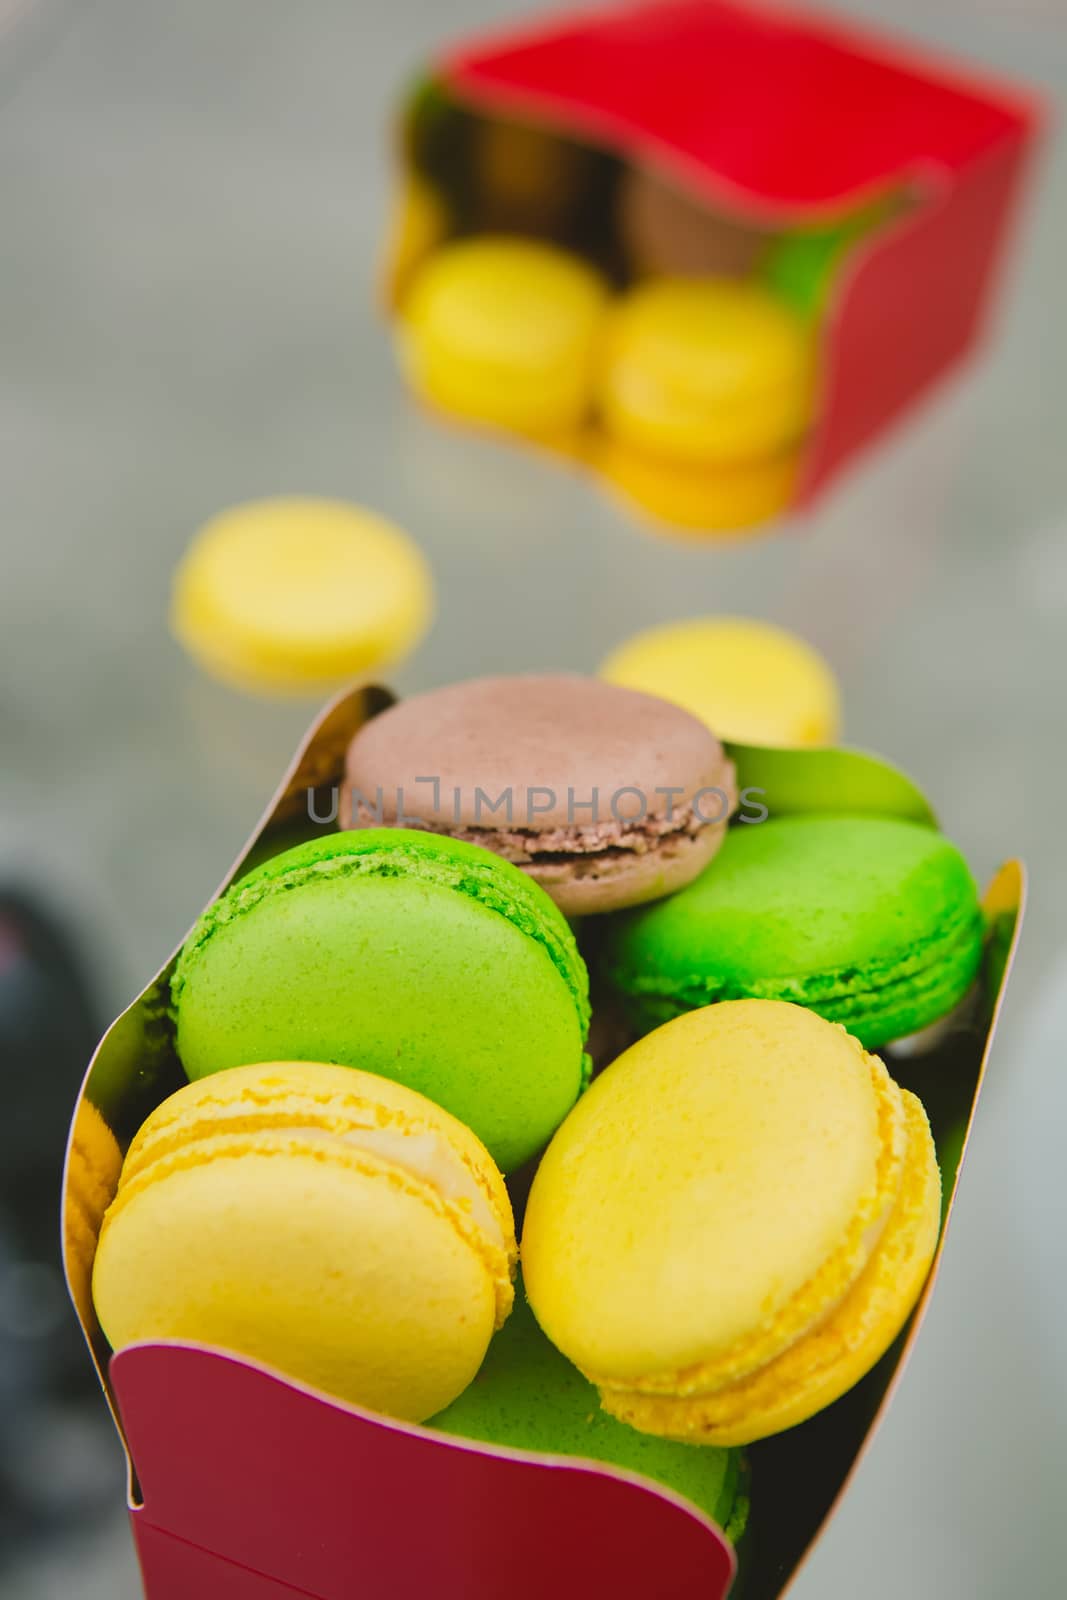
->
601;814;985;1050
430;1285;748;1541
170;829;591;1171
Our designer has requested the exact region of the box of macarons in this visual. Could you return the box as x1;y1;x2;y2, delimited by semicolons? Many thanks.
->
64;658;1024;1598
383;0;1041;533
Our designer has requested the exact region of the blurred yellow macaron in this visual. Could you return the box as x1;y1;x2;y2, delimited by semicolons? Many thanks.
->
171;497;434;696
398;236;609;441
63;1099;123;1330
522;1000;940;1447
599;616;841;747
92;1062;517;1423
595;278;815;530
596;440;802;533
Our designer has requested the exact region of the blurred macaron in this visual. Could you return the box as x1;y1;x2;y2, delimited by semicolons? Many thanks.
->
600;617;840;747
170;497;434;697
618;167;771;281
595;279;815;531
398;236;609;442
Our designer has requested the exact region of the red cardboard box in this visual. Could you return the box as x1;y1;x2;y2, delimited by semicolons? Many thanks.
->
385;0;1042;525
64;687;1024;1598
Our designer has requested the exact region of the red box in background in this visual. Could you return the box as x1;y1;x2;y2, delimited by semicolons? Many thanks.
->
387;0;1043;519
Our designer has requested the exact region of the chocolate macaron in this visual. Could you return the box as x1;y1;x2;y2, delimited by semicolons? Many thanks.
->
340;675;736;915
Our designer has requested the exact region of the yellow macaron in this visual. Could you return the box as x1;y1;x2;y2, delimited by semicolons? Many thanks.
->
63;1099;124;1331
595;438;801;533
171;497;434;696
92;1062;516;1423
599;278;815;464
522;1001;940;1447
594;277;814;530
383;173;451;307
398;236;609;441
599;616;841;747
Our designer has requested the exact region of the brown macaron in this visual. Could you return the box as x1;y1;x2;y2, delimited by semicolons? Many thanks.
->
617;166;771;281
340;675;737;915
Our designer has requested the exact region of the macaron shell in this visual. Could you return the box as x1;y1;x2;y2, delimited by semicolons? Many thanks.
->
342;675;730;837
383;174;451;306
171;832;590;1173
170;498;434;695
599;617;841;747
603;815;985;1048
598;279;815;465
63;1099;123;1329
341;676;736;915
522;1003;894;1385
118;1061;516;1314
399;237;609;437
431;1288;747;1538
596;438;800;532
601;1087;941;1445
93;1136;498;1423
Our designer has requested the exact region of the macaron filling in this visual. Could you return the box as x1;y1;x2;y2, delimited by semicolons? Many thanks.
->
350;794;718;864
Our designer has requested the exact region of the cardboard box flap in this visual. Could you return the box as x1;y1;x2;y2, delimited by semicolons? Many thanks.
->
441;0;1039;218
113;1343;737;1600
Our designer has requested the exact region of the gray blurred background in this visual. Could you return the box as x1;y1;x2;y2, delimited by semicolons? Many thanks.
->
1;0;1065;1594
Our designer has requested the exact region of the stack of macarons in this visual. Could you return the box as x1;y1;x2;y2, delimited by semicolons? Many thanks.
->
392;120;892;531
87;671;986;1550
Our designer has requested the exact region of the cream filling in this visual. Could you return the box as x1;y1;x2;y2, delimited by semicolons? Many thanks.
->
296;1124;506;1253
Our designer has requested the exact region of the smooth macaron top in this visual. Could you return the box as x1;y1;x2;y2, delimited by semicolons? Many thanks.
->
522;1002;902;1386
599;279;815;464
602;813;984;1047
599;616;841;748
399;237;609;436
342;674;733;839
170;829;590;1172
170;497;434;694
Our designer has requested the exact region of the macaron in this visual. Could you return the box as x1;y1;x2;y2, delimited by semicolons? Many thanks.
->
595;278;814;530
383;173;451;306
601;814;985;1050
92;1063;516;1422
171;498;434;696
63;1099;123;1329
431;1283;749;1541
617;166;771;281
398;237;609;440
597;438;801;533
339;675;738;915
522;1001;941;1446
599;616;841;747
169;829;591;1173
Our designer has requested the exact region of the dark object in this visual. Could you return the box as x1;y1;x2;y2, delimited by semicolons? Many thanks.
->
0;890;105;1555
